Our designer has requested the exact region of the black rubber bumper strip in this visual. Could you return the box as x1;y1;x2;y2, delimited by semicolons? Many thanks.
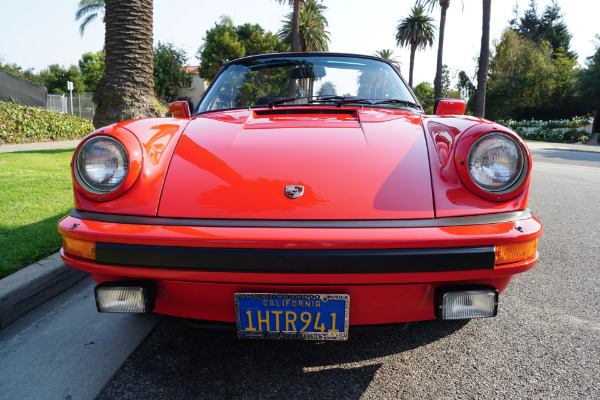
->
95;243;496;273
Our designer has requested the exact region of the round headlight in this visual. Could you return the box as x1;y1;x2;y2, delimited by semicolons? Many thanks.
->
467;134;524;192
75;136;129;193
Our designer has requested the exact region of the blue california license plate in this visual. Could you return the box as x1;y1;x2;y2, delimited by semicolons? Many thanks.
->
234;293;349;340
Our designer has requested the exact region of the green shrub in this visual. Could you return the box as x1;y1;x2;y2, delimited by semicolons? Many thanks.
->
0;100;94;144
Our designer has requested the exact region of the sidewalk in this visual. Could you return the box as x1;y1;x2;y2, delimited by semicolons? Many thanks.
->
0;139;81;153
525;140;600;153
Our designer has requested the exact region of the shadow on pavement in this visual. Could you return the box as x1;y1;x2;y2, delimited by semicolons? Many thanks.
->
97;316;468;400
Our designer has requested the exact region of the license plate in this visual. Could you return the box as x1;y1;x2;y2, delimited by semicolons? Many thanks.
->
234;293;349;340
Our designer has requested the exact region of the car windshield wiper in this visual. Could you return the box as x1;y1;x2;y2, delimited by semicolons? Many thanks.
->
311;96;372;107
267;96;307;108
373;99;422;110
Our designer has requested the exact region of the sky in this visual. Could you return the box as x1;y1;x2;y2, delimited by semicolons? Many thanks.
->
0;0;598;87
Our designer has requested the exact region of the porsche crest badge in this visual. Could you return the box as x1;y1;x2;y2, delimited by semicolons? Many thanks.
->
285;185;305;199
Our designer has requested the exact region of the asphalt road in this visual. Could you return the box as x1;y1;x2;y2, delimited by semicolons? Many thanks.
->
96;149;600;400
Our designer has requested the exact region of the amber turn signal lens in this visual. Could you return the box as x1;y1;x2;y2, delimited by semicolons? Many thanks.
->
495;239;538;266
62;237;96;260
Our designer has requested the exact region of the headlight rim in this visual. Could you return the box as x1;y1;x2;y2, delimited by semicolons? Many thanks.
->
74;135;129;194
467;133;525;193
72;131;143;202
455;129;531;202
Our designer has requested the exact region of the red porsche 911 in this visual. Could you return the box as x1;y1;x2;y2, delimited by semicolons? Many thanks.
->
59;53;542;340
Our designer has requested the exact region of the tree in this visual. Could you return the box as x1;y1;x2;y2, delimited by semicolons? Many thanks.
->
375;49;401;69
197;16;287;81
418;0;453;100
236;22;288;57
474;0;491;117
438;64;461;98
197;16;245;81
317;81;337;97
153;42;188;103
413;81;435;113
579;36;600;113
78;51;105;92
75;0;105;37
275;0;303;52
395;5;436;88
485;29;579;120
93;0;162;128
512;0;576;59
39;64;85;93
0;63;43;85
279;0;330;52
456;70;476;112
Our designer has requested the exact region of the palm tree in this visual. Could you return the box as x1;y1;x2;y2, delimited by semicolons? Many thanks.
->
75;0;105;37
395;6;436;88
418;0;452;100
279;0;330;52
275;0;303;52
474;0;491;117
375;49;401;69
93;0;162;128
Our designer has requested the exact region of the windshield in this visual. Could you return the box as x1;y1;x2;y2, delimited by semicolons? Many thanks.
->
196;55;419;113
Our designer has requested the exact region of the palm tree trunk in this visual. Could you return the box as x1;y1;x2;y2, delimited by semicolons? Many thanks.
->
434;2;448;100
475;0;491;118
291;0;301;52
92;0;161;128
409;44;417;88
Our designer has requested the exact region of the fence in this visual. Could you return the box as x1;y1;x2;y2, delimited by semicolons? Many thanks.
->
46;92;95;120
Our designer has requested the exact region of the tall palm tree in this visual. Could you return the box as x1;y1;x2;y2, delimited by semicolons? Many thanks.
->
475;0;491;117
375;49;401;69
275;0;303;52
279;0;330;52
75;0;105;37
396;6;436;88
418;0;452;99
93;0;161;128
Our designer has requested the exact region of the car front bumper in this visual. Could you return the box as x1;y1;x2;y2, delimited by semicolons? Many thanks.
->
58;209;542;324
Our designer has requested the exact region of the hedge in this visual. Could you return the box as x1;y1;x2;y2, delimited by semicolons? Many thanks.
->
0;100;94;144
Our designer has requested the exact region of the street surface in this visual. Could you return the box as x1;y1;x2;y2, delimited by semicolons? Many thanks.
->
97;148;600;399
0;145;598;399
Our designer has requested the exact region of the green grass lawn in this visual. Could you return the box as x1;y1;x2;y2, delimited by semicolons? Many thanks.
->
0;148;75;278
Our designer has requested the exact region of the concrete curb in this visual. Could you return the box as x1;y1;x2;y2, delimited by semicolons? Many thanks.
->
0;253;88;329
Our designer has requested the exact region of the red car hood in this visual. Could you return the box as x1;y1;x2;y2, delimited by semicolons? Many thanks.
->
158;108;434;220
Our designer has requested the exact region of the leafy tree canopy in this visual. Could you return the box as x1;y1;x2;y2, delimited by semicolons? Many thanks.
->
486;29;579;120
39;64;86;94
317;81;337;97
413;81;434;114
153;42;188;103
197;16;288;81
0;63;43;85
511;0;576;59
78;51;105;92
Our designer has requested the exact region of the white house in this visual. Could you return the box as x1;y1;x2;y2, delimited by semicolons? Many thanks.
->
176;66;208;106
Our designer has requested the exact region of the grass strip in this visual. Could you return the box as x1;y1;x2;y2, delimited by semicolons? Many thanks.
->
0;148;75;278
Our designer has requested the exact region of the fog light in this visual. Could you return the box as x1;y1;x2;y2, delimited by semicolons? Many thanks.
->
95;282;154;313
436;287;498;320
